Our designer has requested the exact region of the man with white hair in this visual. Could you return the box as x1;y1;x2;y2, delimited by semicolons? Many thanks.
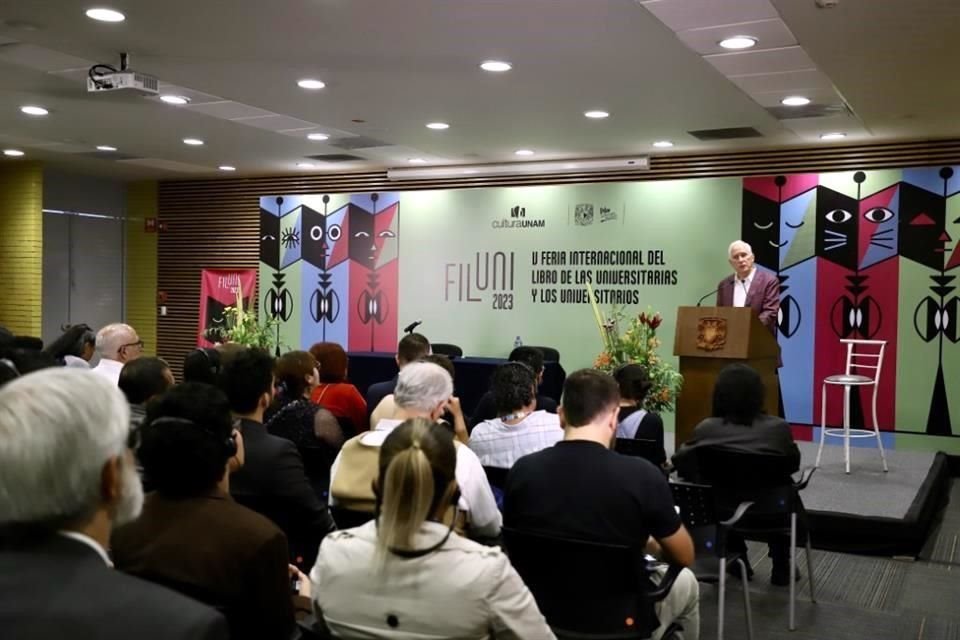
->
0;368;227;639
92;322;144;385
716;240;780;333
330;361;501;539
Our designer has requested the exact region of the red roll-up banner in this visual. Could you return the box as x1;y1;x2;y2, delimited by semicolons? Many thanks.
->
197;269;258;347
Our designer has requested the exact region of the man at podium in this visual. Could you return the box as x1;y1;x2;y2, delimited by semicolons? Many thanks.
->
716;240;779;334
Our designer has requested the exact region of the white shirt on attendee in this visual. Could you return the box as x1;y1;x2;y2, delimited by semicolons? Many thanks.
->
468;410;563;469
329;419;502;538
90;358;123;385
63;355;90;369
733;267;756;308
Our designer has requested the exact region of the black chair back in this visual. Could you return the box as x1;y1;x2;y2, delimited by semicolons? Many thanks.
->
615;438;665;467
330;505;375;530
527;346;560;362
503;527;659;638
299;445;336;501
694;448;803;518
431;343;463;358
483;466;509;492
232;493;318;568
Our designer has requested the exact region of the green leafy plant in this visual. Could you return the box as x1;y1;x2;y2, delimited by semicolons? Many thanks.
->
588;291;683;413
204;283;281;351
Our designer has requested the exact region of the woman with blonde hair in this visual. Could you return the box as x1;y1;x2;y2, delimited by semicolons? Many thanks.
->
309;418;554;639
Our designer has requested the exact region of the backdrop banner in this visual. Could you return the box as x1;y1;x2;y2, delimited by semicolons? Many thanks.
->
198;269;257;347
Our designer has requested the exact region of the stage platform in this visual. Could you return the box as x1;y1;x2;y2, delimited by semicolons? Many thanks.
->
798;441;951;556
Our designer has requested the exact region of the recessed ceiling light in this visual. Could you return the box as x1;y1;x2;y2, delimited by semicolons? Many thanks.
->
159;95;190;105
3;149;25;157
719;35;758;50
85;7;125;22
306;132;329;141
480;60;512;72
820;132;847;141
652;140;674;148
426;122;450;130
297;79;326;90
96;145;117;152
218;165;236;172
515;149;535;156
297;162;316;169
182;138;204;146
20;105;48;116
584;110;610;119
781;96;811;107
408;158;426;164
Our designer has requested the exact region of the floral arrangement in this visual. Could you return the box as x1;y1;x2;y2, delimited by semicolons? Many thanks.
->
588;286;683;413
203;283;282;352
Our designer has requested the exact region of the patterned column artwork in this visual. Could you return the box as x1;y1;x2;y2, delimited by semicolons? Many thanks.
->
347;193;400;353
301;195;350;350
741;174;818;430
259;196;303;354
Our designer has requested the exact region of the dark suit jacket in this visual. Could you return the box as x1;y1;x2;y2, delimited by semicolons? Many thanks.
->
0;534;227;640
716;268;780;333
231;419;336;565
112;492;294;640
672;414;800;481
364;377;397;420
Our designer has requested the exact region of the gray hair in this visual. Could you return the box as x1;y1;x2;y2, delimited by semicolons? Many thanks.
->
728;240;753;259
96;323;137;358
0;368;131;527
393;362;453;413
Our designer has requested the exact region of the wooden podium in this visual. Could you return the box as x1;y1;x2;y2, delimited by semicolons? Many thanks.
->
673;306;780;448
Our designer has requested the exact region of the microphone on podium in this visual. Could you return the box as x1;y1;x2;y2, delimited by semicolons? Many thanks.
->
403;319;423;334
696;288;720;307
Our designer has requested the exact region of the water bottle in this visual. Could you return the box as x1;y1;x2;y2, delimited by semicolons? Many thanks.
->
513;336;523;349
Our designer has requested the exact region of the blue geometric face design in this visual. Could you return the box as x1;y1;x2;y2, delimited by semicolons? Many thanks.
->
779;189;816;269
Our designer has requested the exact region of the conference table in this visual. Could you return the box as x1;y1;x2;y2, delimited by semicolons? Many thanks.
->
346;352;566;416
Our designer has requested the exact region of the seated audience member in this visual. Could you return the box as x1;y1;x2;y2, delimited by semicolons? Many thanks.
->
0;348;58;388
504;369;699;640
614;364;667;466
469;346;558;430
365;332;430;418
0;369;227;639
91;323;144;385
330;362;501;539
44;323;96;368
221;348;335;561
468;362;562;468
371;353;468;443
119;357;175;428
266;350;342;449
112;382;304;640
672;363;800;585
311;418;554;639
183;347;222;384
309;342;368;434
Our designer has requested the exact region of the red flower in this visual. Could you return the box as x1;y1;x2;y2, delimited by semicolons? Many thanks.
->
650;313;663;330
639;312;648;326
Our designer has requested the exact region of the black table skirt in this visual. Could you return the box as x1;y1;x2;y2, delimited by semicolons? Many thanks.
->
346;352;566;416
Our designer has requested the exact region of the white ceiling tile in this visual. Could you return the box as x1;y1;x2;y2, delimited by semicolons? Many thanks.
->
730;68;834;93
233;114;318;131
276;126;358;139
0;43;92;72
750;87;844;108
706;46;816;76
677;18;796;55
116;158;212;173
640;0;780;32
186;101;273;120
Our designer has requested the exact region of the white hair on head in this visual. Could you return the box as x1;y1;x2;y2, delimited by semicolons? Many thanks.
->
728;240;753;258
0;368;131;527
95;323;137;358
393;362;453;413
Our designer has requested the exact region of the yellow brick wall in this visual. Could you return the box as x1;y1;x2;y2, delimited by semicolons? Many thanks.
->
126;181;158;356
0;162;43;336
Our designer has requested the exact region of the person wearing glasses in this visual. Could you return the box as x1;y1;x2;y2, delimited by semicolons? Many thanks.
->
91;323;145;385
112;382;306;640
0;369;228;639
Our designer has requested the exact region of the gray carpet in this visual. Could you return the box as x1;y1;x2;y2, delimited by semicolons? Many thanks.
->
798;441;937;519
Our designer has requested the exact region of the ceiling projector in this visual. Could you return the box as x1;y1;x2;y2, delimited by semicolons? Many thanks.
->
86;53;159;95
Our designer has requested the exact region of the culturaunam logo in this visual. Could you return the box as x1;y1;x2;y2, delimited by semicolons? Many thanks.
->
493;205;546;229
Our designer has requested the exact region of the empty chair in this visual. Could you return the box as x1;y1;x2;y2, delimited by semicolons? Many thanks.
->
816;339;889;474
430;343;463;358
503;527;683;639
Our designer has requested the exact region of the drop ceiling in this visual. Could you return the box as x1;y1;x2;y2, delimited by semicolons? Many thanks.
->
0;0;956;180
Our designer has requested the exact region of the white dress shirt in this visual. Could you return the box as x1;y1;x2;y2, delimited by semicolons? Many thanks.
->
59;530;112;566
732;267;756;308
468;410;563;469
329;419;502;538
90;358;124;386
310;520;555;640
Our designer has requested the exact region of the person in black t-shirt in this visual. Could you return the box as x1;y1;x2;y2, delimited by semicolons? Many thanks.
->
468;346;558;431
503;369;699;640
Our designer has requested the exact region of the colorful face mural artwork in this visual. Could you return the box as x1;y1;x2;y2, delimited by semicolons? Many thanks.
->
347;193;400;352
301;195;350;349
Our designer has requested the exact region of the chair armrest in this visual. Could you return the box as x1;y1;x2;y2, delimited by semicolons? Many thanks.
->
794;466;817;491
647;563;684;602
718;500;754;528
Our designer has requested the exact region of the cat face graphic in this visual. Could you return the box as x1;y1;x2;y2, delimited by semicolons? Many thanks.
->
815;186;858;269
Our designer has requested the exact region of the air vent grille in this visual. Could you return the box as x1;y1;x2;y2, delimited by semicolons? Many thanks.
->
305;153;365;162
688;127;763;141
